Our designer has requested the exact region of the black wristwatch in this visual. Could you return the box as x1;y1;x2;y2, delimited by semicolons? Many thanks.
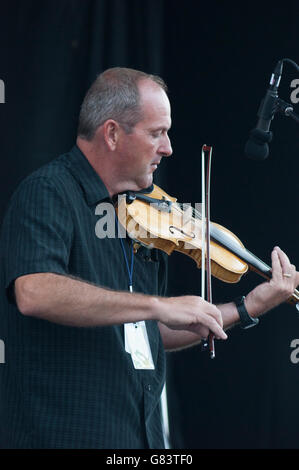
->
234;296;259;329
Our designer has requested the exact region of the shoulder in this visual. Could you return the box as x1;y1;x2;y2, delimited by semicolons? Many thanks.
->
10;151;78;206
21;151;74;189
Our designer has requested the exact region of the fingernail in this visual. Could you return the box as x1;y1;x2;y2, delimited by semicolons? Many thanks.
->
219;333;227;340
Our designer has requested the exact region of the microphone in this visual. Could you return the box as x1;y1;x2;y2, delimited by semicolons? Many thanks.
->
245;60;283;160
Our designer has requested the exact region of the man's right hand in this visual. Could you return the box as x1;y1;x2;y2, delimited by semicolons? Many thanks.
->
157;295;227;340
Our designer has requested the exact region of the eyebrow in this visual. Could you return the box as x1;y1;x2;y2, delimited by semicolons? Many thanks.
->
148;123;172;132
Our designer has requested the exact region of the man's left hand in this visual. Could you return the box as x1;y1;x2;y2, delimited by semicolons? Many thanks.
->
244;246;299;317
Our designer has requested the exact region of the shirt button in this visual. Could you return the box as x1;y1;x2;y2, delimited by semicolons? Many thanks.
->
145;384;151;392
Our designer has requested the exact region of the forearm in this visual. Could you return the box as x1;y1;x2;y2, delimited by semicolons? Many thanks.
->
159;296;273;352
219;301;241;330
15;272;159;327
156;247;299;351
15;274;228;343
160;277;298;352
158;322;203;351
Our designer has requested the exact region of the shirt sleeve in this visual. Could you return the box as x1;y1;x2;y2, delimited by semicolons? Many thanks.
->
1;176;74;301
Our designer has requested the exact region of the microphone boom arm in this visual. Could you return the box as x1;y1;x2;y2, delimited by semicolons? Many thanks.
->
276;98;299;125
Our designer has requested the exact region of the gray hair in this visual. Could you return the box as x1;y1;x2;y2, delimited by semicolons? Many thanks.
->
77;67;168;140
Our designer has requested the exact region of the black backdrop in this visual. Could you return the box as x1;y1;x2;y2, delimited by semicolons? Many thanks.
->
0;0;299;449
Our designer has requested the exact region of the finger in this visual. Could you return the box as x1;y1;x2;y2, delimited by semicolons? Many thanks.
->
274;246;292;272
197;314;227;340
205;303;224;328
272;249;298;295
201;303;226;338
211;322;227;340
272;246;293;280
280;246;291;264
196;325;210;339
271;248;282;280
187;322;227;340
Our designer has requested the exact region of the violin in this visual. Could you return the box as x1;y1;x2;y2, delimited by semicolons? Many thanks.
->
116;183;299;308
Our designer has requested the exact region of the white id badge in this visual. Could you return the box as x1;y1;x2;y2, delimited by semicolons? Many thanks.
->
124;321;155;370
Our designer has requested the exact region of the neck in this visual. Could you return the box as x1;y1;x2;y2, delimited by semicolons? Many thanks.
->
76;137;144;197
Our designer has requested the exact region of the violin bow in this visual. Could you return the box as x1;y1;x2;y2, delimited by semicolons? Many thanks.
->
201;144;215;359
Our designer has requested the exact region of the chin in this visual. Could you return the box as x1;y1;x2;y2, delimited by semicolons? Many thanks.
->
135;174;153;191
144;174;154;188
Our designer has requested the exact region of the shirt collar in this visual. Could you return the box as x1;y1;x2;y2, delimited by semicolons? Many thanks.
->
67;145;110;206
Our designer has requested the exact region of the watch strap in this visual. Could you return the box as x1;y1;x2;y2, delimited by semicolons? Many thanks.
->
234;296;259;329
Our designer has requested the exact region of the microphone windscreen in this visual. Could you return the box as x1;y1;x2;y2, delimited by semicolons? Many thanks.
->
244;128;273;160
244;139;269;160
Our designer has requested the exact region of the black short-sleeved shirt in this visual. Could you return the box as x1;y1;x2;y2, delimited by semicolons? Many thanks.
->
0;145;168;449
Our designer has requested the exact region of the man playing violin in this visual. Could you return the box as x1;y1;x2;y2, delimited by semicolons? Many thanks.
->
0;67;298;449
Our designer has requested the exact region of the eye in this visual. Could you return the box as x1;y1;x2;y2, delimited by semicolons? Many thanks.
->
151;131;162;138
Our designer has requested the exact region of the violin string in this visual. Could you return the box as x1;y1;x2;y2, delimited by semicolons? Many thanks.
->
172;202;247;261
173;202;202;220
171;201;246;258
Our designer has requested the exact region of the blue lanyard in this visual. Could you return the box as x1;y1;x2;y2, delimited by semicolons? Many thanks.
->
115;212;134;292
119;236;134;292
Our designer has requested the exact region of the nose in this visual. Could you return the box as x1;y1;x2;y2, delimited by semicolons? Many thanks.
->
158;133;172;158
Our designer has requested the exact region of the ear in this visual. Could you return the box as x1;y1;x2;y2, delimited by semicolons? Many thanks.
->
102;120;120;151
